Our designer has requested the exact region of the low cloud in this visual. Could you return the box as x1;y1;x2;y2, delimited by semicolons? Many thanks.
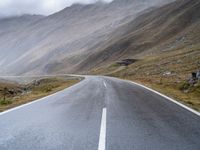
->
0;0;113;17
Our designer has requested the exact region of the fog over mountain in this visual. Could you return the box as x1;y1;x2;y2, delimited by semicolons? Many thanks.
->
0;0;113;17
0;0;175;75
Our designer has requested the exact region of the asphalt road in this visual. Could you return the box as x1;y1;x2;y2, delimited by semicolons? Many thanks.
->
0;76;200;150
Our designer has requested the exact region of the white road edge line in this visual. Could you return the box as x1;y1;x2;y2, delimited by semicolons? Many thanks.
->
129;81;200;116
0;91;60;116
98;107;107;150
0;77;84;116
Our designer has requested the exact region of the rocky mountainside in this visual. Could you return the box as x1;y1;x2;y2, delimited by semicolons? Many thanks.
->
76;0;200;71
0;0;174;75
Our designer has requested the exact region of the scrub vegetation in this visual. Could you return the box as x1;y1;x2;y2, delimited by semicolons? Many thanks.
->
0;77;81;112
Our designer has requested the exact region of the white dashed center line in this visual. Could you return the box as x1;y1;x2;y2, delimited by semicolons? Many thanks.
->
98;107;107;150
103;82;107;88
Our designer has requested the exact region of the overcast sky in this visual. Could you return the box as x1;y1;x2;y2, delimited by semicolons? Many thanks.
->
0;0;113;17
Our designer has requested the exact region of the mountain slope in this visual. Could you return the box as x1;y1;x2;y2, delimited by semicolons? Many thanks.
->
0;15;44;71
76;0;200;72
87;0;200;111
0;0;173;75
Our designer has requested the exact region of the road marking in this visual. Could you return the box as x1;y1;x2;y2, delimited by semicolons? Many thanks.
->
0;77;85;116
0;91;61;116
129;81;200;116
103;82;107;88
98;108;107;150
106;76;200;116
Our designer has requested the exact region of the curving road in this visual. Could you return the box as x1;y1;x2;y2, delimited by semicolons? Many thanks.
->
0;76;200;150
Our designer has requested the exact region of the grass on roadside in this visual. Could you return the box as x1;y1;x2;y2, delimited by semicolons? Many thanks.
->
0;77;82;112
0;99;12;105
